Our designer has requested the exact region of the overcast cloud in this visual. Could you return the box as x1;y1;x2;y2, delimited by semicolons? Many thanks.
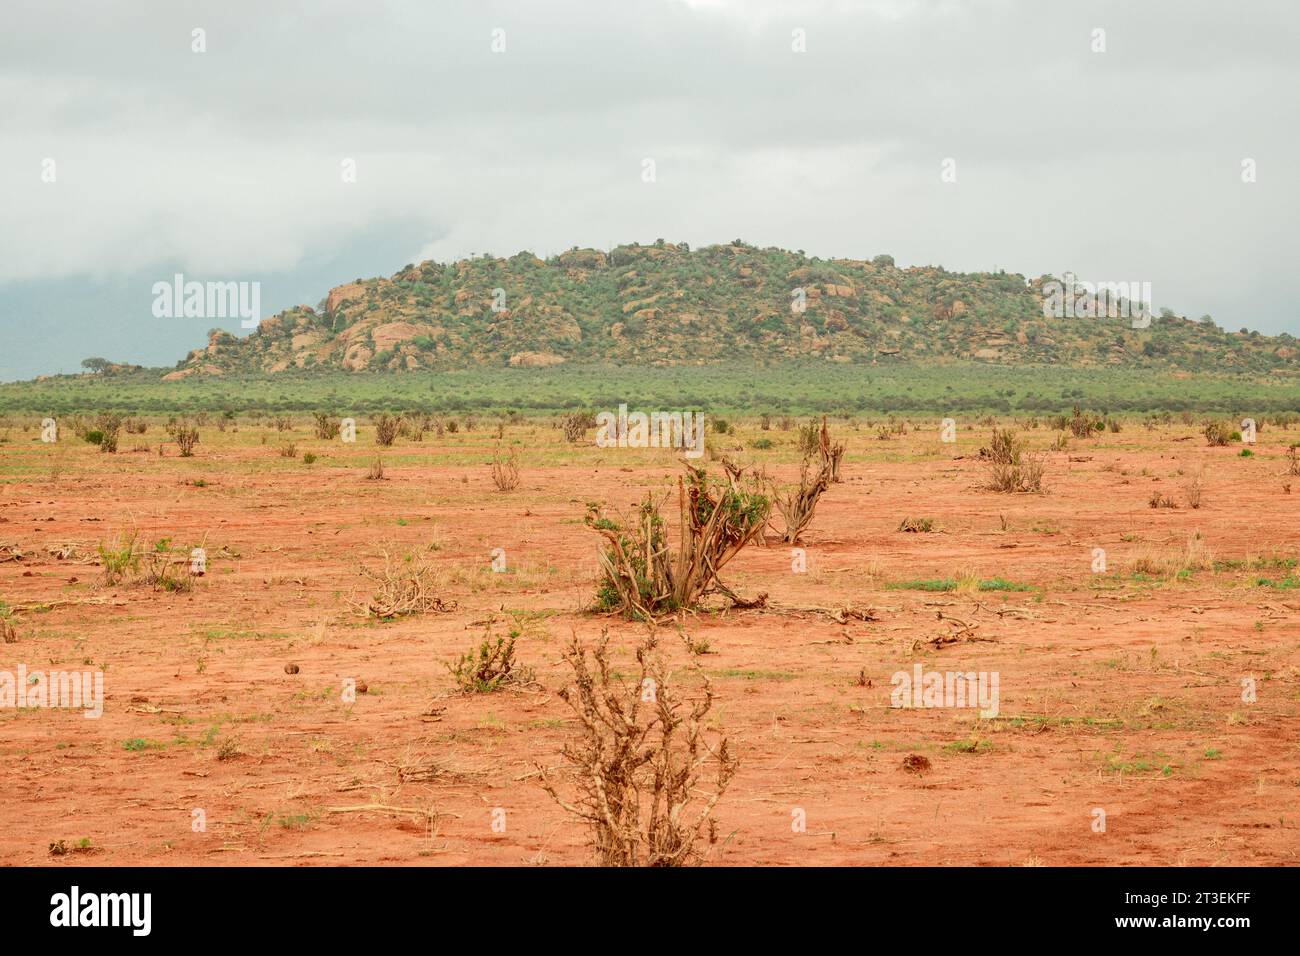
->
1;0;1296;379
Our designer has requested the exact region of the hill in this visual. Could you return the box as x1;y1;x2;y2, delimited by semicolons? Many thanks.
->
163;241;1298;379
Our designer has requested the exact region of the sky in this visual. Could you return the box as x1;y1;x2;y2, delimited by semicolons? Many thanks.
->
1;0;1297;381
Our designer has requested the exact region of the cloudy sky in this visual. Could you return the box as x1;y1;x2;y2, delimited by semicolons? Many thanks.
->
1;0;1296;380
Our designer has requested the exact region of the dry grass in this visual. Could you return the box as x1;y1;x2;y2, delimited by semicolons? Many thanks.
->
1131;533;1214;579
539;630;736;866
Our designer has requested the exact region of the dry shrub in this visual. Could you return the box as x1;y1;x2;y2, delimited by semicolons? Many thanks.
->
562;411;594;443
1;612;17;644
1148;491;1178;509
95;412;125;453
490;442;520;491
1287;444;1300;477
1181;465;1206;509
1068;405;1103;438
401;412;430;441
539;630;736;867
770;452;832;543
365;456;385;480
817;417;846;482
350;550;454;619
586;464;770;620
279;442;298;459
272;415;293;433
313;412;341;440
141;551;194;593
167;418;200;456
898;516;933;533
374;413;402;447
1203;420;1235;447
984;427;1044;493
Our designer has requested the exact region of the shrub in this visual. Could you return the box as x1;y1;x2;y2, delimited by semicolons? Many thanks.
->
1182;465;1206;509
770;452;832;543
167;418;200;456
983;427;1044;493
313;412;341;439
1203;421;1234;446
539;630;736;867
586;464;769;619
490;443;520;492
1068;405;1103;438
374;413;402;447
562;411;594;443
447;627;533;693
95;412;125;453
898;517;934;532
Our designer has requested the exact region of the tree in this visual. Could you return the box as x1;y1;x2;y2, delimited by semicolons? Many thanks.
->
81;357;111;374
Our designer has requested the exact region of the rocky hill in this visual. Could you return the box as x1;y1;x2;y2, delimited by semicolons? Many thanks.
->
165;241;1298;379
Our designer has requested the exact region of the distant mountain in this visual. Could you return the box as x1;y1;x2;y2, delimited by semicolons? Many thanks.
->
164;241;1298;378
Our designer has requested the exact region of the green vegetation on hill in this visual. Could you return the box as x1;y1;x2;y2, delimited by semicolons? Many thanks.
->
162;240;1296;377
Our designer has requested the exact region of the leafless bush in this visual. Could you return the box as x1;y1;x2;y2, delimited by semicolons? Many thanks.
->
350;550;454;619
273;415;293;433
586;464;770;620
490;442;520;491
816;417;845;481
401;412;429;441
562;411;595;443
365;456;385;480
279;442;298;458
374;413;402;446
1287;444;1299;476
769;447;833;544
539;630;736;867
984;427;1044;493
1182;465;1206;509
